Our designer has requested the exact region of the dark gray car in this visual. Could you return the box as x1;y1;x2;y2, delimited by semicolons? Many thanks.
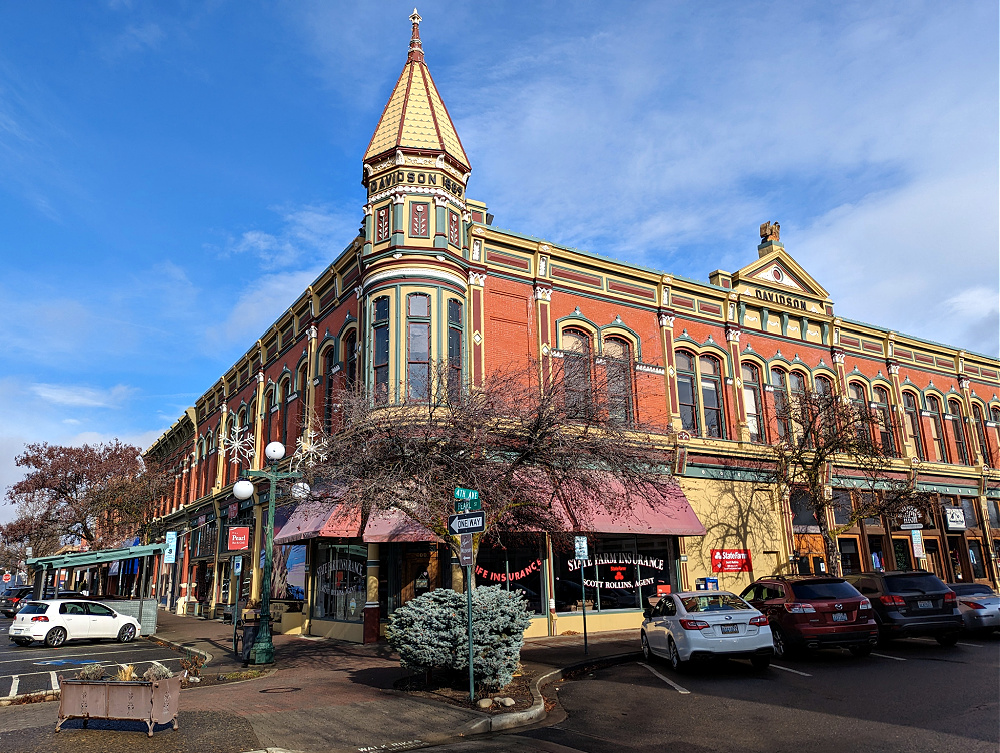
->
845;571;963;645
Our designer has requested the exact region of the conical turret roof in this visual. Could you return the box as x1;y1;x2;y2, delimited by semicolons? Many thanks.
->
364;10;470;172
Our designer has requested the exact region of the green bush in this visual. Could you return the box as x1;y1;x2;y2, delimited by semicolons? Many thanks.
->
387;585;532;691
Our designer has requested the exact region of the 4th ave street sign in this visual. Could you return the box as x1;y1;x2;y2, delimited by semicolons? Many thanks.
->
454;487;482;512
448;512;486;535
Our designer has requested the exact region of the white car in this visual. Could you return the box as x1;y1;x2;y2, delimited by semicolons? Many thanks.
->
641;591;773;670
8;599;140;648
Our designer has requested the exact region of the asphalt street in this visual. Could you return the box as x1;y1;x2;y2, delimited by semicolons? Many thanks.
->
0;615;188;697
425;633;1000;753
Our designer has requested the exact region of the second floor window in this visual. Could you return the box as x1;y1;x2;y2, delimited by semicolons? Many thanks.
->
699;355;726;438
770;368;790;439
972;404;993;466
903;392;925;460
847;382;872;446
407;294;431;402
604;337;634;425
677;351;699;434
926;395;947;462
373;297;390;404
563;329;592;418
344;330;358;389
741;363;764;442
873;386;896;457
948;398;970;465
448;299;463;402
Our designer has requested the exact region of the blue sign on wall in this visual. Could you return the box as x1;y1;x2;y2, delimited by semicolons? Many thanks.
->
164;531;178;565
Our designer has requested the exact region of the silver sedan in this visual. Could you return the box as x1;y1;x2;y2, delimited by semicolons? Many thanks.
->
948;583;1000;634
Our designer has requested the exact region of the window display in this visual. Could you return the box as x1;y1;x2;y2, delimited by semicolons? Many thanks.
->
475;536;544;614
314;543;367;622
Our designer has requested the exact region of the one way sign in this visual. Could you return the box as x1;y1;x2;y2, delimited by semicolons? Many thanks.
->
448;512;486;535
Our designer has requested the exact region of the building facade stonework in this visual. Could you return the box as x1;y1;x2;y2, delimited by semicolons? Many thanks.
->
144;14;1000;640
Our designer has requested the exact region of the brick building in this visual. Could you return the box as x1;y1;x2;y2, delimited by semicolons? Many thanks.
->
145;12;1000;641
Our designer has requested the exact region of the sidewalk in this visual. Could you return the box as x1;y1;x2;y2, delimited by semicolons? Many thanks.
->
0;610;640;753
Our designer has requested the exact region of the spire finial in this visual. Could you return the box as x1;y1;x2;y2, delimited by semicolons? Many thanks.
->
408;8;424;63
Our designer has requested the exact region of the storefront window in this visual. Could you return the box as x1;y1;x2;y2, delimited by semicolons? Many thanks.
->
961;498;980;529
553;535;675;613
838;538;861;574
475;536;544;615
988;500;1000;530
832;490;853;526
314;543;367;622
868;535;886;571
968;540;987;580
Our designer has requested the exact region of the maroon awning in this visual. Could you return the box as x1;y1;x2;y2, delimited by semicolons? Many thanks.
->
554;477;706;537
363;509;440;543
273;502;361;544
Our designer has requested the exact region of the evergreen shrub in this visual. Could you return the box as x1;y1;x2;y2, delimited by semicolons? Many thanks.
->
387;584;532;690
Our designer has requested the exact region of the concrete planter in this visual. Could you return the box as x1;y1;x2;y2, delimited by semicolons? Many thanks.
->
56;676;181;737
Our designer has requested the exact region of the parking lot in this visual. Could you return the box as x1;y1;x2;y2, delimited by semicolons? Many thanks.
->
0;616;188;698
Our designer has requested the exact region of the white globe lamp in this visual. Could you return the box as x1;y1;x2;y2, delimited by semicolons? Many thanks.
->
233;479;255;500
290;481;311;500
265;441;285;462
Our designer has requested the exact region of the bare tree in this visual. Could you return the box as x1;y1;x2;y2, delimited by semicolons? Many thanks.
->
300;359;678;568
3;440;171;553
769;387;938;577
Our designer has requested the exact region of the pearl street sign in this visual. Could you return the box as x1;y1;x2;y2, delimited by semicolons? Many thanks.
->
448;512;486;535
453;487;482;512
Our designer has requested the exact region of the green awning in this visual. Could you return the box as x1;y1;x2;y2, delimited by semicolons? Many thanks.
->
26;543;166;571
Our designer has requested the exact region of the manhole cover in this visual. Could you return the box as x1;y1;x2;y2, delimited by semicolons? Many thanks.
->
259;687;302;694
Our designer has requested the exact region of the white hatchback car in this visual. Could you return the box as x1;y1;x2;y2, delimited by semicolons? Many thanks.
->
641;591;773;670
8;600;140;648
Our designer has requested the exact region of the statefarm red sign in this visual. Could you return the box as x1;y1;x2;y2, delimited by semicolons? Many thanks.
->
228;526;251;552
711;549;752;573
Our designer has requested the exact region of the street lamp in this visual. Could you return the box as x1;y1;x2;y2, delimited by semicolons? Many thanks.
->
232;440;307;664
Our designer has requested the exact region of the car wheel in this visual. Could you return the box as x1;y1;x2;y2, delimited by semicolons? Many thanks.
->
750;654;771;670
935;633;959;647
771;627;792;659
117;623;137;643
849;644;873;658
640;631;652;661
667;638;685;672
44;627;67;648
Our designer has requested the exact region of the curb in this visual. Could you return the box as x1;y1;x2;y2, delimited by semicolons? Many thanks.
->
150;635;214;665
0;688;61;707
456;649;643;735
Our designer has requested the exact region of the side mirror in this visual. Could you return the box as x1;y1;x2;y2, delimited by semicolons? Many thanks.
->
642;607;652;620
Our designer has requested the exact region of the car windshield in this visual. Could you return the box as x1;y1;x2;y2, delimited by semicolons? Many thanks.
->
885;573;947;594
18;602;48;615
949;584;994;596
790;580;860;600
681;594;750;612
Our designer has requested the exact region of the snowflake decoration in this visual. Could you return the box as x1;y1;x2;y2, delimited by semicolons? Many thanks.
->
227;423;257;467
291;428;329;472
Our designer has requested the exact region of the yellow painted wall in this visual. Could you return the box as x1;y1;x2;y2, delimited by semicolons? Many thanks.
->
678;475;793;594
279;611;306;635
309;619;365;642
552;610;643;635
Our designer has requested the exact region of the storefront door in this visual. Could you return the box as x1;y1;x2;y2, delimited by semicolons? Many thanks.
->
868;536;887;572
923;539;945;579
948;536;968;580
838;538;861;575
891;538;913;571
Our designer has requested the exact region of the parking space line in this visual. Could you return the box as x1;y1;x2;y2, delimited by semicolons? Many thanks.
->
637;662;691;694
0;657;184;681
0;646;164;665
6;676;18;697
49;671;58;690
770;664;812;677
908;637;982;648
871;652;905;661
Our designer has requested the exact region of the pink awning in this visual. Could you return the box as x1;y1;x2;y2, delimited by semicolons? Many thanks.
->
362;509;440;543
558;477;706;537
273;502;361;545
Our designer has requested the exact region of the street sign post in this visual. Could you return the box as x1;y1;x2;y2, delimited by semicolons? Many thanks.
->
574;536;590;655
448;512;486;535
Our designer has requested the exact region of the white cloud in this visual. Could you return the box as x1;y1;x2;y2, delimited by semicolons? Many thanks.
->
30;383;136;409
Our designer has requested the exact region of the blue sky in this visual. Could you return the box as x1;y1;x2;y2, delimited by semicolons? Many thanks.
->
1;1;997;517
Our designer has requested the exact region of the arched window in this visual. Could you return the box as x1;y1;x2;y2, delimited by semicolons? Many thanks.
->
406;294;431;403
847;382;872;445
563;328;592;418
815;375;833;396
235;409;248;475
947;398;970;465
297;362;309;439
972;404;992;466
992;405;1000;424
447;300;463;402
873;386;896;457
925;395;947;462
902;392;925;461
264;387;275;444
699;355;726;438
770;367;789;438
741;363;764;442
676;350;699;433
789;371;808;398
604;337;634;425
372;297;390;404
344;330;358;389
280;378;291;447
324;348;337;431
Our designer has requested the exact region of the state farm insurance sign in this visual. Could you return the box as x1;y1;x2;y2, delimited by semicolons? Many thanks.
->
228;526;251;552
711;549;752;573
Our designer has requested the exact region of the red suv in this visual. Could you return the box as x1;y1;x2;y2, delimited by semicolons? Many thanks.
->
740;576;878;658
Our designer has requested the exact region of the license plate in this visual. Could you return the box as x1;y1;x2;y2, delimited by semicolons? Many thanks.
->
832;613;847;622
720;624;739;634
11;628;22;634
917;600;932;609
